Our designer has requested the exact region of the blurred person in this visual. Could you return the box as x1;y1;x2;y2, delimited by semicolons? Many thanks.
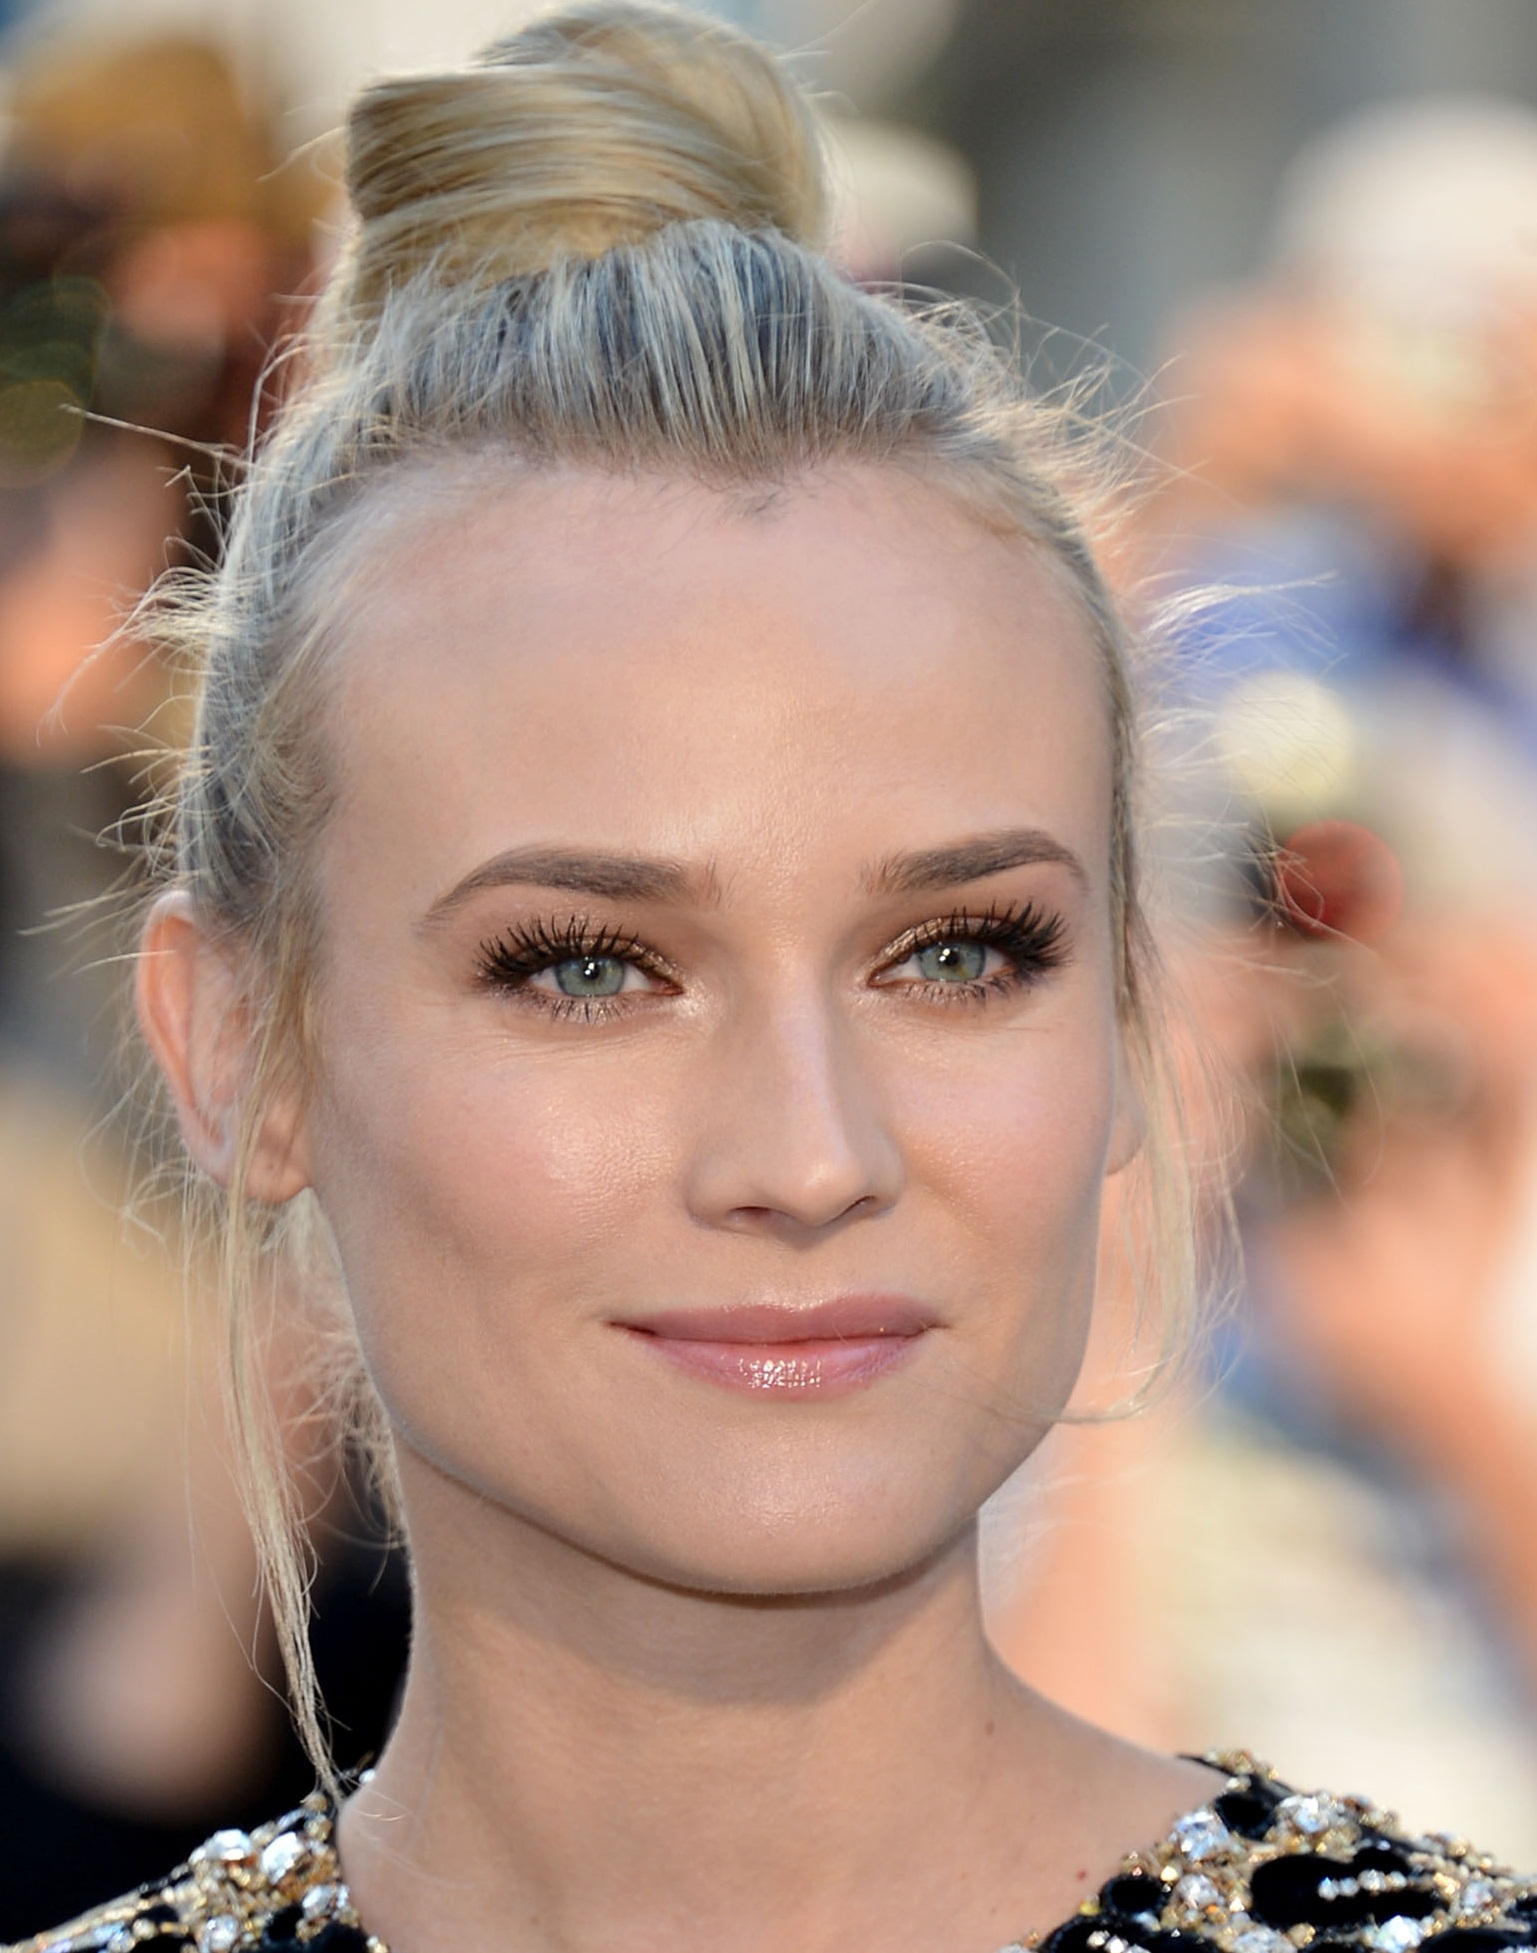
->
1151;98;1537;719
18;5;1537;1949
0;31;323;1067
986;98;1537;1856
0;31;409;1935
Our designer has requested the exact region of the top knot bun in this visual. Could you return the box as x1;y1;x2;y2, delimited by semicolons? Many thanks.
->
338;0;829;323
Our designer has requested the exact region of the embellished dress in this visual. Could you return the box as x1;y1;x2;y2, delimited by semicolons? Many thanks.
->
9;1754;1534;1953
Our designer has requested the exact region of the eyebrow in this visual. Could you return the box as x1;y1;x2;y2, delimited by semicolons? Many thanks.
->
423;846;714;926
864;828;1088;896
425;825;1087;929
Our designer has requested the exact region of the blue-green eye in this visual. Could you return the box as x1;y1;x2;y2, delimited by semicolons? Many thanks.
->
475;920;665;1012
914;940;989;983
877;903;1069;1001
547;954;629;998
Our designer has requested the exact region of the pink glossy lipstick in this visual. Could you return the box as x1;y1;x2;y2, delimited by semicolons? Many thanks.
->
617;1296;935;1396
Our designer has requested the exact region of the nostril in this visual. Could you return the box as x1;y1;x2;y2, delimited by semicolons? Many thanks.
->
725;1190;885;1233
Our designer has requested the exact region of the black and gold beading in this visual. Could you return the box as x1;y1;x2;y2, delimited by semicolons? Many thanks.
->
12;1756;1536;1953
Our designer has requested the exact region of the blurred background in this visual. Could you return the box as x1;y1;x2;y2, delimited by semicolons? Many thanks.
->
7;0;1537;1932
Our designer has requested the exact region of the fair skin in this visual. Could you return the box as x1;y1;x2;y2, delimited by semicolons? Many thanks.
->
140;465;1219;1953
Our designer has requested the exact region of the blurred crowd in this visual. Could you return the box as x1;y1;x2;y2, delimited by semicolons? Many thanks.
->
0;26;411;1935
989;87;1537;1860
7;0;1537;1935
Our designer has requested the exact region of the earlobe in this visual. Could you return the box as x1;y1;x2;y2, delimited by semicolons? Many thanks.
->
136;892;312;1203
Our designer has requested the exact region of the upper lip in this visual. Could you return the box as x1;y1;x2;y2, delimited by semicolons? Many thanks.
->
619;1296;939;1343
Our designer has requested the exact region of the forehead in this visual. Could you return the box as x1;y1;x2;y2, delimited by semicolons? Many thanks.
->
323;465;1114;897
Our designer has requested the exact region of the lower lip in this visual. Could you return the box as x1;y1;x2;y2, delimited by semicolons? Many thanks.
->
624;1330;925;1396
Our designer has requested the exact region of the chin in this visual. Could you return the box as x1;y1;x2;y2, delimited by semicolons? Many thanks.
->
389;1347;1060;1606
577;1444;1019;1601
613;1508;968;1602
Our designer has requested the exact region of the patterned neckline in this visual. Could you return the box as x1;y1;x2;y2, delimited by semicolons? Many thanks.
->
98;1759;1262;1953
38;1749;1535;1953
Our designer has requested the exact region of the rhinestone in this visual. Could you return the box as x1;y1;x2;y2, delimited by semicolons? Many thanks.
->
195;1829;257;1869
1339;1879;1360;1898
1276;1793;1336;1838
1134;1914;1162;1932
260;1830;310;1891
1361;1872;1388;1894
1319;1882;1339;1902
1174;1875;1220;1912
1235;1929;1292;1953
302;1884;341;1922
1457;1880;1499;1917
197;1918;241;1953
1365;1920;1426;1953
1172;1809;1231;1863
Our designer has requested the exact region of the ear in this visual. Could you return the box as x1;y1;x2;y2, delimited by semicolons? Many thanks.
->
1105;1036;1146;1178
136;891;312;1203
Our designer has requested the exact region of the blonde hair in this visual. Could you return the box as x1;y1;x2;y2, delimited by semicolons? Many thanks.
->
141;0;1198;1781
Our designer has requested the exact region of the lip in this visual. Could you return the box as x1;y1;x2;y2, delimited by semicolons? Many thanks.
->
616;1295;937;1397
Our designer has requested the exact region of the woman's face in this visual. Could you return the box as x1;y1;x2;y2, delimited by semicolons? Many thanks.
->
298;465;1135;1595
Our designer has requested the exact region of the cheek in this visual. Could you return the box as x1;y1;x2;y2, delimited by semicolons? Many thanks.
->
308;1026;677;1346
881;1001;1120;1433
896;1012;1120;1251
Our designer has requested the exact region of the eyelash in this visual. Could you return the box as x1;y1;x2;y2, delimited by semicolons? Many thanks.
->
474;916;670;1021
472;901;1069;1022
884;902;1069;1002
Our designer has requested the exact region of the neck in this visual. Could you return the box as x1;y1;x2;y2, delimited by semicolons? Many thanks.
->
338;1451;1109;1953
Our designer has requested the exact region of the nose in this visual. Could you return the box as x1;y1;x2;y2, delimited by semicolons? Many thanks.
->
683;996;904;1235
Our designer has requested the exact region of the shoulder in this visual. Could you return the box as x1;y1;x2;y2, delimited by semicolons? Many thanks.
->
6;1796;372;1953
1038;1752;1537;1953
